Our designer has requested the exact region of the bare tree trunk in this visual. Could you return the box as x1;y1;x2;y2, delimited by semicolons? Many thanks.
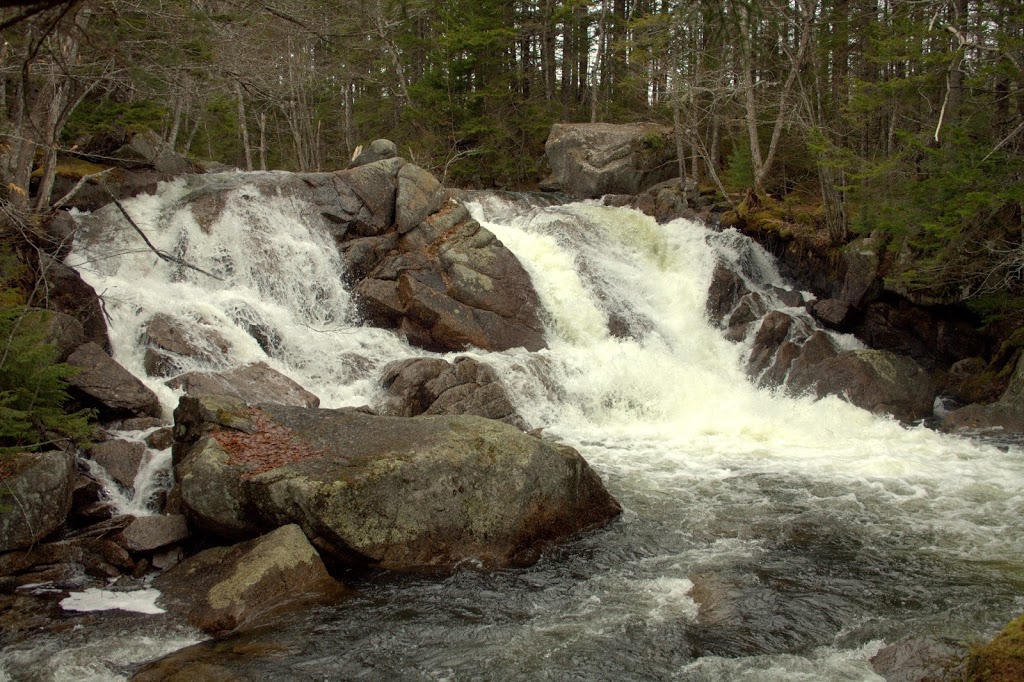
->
591;0;608;122
258;111;267;171
738;3;766;193
672;87;687;186
235;81;252;171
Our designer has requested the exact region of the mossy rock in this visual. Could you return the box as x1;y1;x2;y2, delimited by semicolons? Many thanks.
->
965;614;1024;681
30;157;108;180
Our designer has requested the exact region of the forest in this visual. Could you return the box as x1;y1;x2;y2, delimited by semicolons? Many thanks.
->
1;0;1023;447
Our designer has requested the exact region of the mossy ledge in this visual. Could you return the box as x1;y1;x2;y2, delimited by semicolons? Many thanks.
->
964;614;1024;681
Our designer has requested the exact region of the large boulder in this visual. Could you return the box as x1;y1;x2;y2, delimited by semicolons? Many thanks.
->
379;356;528;430
153;524;342;636
166;362;320;409
543;123;677;198
65;342;162;421
172;395;621;570
0;450;76;552
793;349;934;423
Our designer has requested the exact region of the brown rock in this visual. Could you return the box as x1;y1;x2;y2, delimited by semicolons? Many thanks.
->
66;342;162;420
119;515;190;553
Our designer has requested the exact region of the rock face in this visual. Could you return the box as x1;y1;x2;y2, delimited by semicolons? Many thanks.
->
798;349;935;423
154;523;341;635
172;395;621;570
166;362;320;408
379;356;528;430
0;450;76;552
38;259;110;351
543;123;677;198
142;313;231;378
65;342;162;420
944;354;1024;433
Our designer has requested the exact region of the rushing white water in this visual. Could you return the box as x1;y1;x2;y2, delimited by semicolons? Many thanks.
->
4;176;1021;680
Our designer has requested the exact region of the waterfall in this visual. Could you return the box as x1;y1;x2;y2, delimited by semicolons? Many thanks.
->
9;177;1020;681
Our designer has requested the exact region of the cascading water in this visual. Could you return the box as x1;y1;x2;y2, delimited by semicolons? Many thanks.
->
3;176;1023;681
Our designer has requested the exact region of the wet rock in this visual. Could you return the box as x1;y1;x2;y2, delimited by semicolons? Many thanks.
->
173;395;621;570
130;626;300;681
785;331;840;395
543;122;677;198
146;427;175;451
118;515;190;553
795;349;934;423
810;298;855;330
0;450;76;551
746;311;798;380
66;342;162;420
759;340;803;389
942;402;1024;434
38;259;110;350
379;356;528;430
706;263;749;328
142;313;231;377
88;439;147;489
727;292;767;329
154;524;342;636
166;362;319;408
870;637;965;682
0;536;135;583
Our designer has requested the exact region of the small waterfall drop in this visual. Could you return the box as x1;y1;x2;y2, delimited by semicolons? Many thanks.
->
14;177;1020;681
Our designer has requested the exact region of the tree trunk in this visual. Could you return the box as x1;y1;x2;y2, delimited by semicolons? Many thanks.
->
235;81;253;171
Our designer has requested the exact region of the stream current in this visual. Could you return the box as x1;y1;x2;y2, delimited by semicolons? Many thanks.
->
2;177;1023;680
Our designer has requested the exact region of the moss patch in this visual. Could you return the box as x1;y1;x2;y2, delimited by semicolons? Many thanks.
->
966;614;1024;681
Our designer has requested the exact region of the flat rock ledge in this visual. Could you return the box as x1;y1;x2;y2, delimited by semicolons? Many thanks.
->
172;395;621;571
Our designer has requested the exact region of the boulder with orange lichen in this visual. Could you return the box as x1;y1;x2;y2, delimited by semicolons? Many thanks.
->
172;394;621;571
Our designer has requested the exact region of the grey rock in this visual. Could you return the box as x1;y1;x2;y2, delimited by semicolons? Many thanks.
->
544;123;677;198
66;342;162;420
118;514;190;552
797;349;934;423
0;450;76;551
88;439;147;489
349;138;399;167
380;356;528;430
153;523;343;636
173;395;621;570
166;361;319;408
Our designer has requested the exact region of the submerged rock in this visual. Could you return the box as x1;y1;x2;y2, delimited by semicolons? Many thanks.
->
173;395;620;571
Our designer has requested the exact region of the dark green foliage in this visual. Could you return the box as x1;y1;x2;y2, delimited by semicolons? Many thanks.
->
0;301;94;454
63;99;169;143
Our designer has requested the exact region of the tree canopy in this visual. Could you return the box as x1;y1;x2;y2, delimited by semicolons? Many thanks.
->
0;0;1021;308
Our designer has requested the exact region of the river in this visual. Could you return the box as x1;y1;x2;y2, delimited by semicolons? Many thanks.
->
2;177;1022;680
